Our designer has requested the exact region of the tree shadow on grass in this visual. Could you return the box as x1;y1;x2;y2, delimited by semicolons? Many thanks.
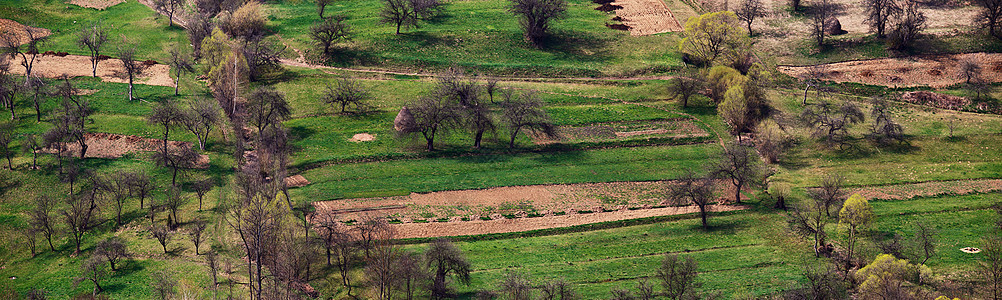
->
324;47;380;67
539;30;613;63
698;216;745;234
167;245;187;257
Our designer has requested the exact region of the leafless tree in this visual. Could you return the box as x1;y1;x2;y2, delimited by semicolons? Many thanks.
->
912;221;936;265
381;0;443;34
167;44;195;96
151;270;177;300
735;0;767;35
808;173;846;217
802;263;846;299
498;90;556;148
0;25;47;84
408;92;461;151
485;77;500;103
323;77;369;113
332;223;359;296
22;135;43;171
868;97;905;146
95;237;129;271
186;12;215;58
74;256;108;294
151;224;173;254
189;218;208;255
668;75;704;108
367;242;402;300
192;178;213;210
540;278;577;300
50;76;92;159
658;253;699;300
610;288;635;300
219;1;268;41
117;38;141;101
810;0;842;47
977;0;1002;39
0;71;19;121
710;143;761;204
76;22;108;78
800;99;864;149
789;200;830;257
206;250;220;291
958;58;983;84
228;192;285;300
636;279;655;300
668;169;715;229
862;0;901;38
986;227;1002;300
509;0;567;47
0;122;13;169
310;15;352;55
501;272;532;300
98;172;132;226
153;0;184;27
246;86;291;134
427;239;472;299
356;214;395;260
149;99;186;176
63;191;99;253
127;171;155;209
317;0;336;18
180;97;220;152
29;195;57;251
435;69;494;148
754;120;786;164
164;185;188;228
153;145;196;193
242;37;285;81
887;0;926;50
26;76;45;122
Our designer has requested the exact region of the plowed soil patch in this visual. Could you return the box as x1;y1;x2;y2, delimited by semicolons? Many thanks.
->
846;179;1002;201
778;53;1002;88
0;19;51;45
532;119;707;144
610;0;683;36
390;204;746;239
44;132;209;167
10;54;173;87
68;0;125;9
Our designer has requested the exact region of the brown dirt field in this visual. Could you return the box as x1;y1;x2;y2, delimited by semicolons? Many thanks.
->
0;19;51;45
389;204;746;239
533;119;708;144
777;53;1002;88
44;132;210;168
68;0;125;10
313;180;748;223
611;0;684;36
348;133;376;142
846;179;1002;201
10;54;174;87
285;175;311;188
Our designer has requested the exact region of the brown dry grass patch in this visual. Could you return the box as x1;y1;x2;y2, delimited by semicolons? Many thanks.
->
68;0;125;10
778;53;1002;88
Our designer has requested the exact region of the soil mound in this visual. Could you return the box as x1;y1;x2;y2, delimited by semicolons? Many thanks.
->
348;133;376;142
825;17;847;35
596;3;623;11
900;91;970;111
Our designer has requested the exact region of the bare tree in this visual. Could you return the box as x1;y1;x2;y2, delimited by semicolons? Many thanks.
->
355;214;394;260
863;0;901;38
29;195;57;251
610;288;635;300
381;0;443;34
152;270;178;300
658;253;699;300
395;251;427;300
206;250;219;291
435;69;494;148
668;169;715;229
128;171;155;209
76;22;109;77
0;71;19;121
710;143;761;204
323;77;369;113
26;76;45;122
317;0;336;18
180;97;220;152
912;221;936;265
985;227;1002;300
668;76;704;108
789;200;830;257
149;99;186;172
192;178;214;210
151;225;173;254
62;192;99;253
164;185;188;228
540;278;576;300
498;90;556;148
735;0;767;35
186;12;215;58
117;38;141;101
167;44;195;96
801;263;847;299
74;256;108;295
0;122;13;169
242;37;285;81
807;173;846;217
95;237;129;271
154;146;198;188
189;218;208;255
958;58;983;85
0;25;47;84
23;227;38;257
509;0;567;47
50;76;92;159
800;99;864;149
868;97;905;146
977;0;1002;39
887;0;926;50
98;172;132;226
246;86;291;134
408;92;461;151
367;242;402;300
754;120;786;164
426;239;472;299
228;192;286;300
810;0;841;47
310;15;352;55
501;272;532;300
331;223;358;296
485;77;500;103
636;279;655;300
153;0;184;27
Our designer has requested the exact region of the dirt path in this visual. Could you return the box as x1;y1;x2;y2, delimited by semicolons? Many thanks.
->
778;53;1002;88
391;204;746;239
10;54;174;87
612;0;684;36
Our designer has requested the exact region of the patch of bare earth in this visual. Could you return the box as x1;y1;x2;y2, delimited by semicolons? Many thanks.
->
10;54;174;87
846;179;1002;201
778;53;1002;88
285;175;310;188
532;119;707;144
68;0;125;10
610;0;683;36
348;133;376;142
0;19;51;45
44;133;209;167
390;205;746;239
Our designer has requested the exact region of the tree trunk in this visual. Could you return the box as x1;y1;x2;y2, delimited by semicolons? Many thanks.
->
473;130;484;148
78;138;88;159
175;69;181;96
128;77;134;101
45;231;54;251
509;130;519;148
734;181;742;203
396;22;402;35
699;205;708;229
